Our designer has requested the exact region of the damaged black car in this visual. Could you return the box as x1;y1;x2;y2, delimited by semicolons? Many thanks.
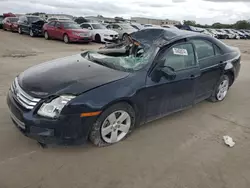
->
7;28;241;146
18;15;45;37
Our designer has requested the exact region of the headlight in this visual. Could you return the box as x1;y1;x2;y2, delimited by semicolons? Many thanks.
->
37;95;75;118
72;32;80;36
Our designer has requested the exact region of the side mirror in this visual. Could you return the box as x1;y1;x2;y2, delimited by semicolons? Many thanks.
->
87;27;92;30
151;66;176;82
161;66;176;80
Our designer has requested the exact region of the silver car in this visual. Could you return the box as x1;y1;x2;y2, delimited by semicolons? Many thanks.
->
107;23;137;40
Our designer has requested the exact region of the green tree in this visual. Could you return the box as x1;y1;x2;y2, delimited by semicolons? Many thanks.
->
233;20;250;29
183;20;196;26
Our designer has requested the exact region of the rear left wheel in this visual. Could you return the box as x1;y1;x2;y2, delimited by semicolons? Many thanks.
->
89;102;135;147
208;75;230;102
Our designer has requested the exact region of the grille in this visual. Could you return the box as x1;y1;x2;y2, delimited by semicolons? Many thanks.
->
11;78;41;110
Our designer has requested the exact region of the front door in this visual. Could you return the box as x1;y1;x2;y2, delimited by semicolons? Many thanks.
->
46;21;56;38
54;22;64;40
145;42;200;122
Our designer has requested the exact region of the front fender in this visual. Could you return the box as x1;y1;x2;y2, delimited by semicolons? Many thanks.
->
62;72;147;123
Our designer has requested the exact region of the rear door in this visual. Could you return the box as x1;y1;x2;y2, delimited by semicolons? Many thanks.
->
191;39;224;103
23;17;30;33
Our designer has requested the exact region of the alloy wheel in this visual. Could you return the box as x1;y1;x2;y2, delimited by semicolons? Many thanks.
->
101;110;131;143
216;79;229;101
64;35;69;43
44;32;49;39
29;30;34;37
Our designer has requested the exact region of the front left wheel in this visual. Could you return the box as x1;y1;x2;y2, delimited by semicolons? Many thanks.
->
89;102;135;147
29;29;34;37
63;34;70;43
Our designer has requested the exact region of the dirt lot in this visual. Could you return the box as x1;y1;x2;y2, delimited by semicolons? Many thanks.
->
0;30;250;188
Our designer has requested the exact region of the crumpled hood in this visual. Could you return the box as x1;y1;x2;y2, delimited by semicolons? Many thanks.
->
31;20;45;25
18;54;129;98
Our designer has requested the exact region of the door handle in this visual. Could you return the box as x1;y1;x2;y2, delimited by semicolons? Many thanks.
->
190;74;198;79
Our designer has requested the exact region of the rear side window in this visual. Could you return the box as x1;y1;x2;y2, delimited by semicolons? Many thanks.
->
162;43;196;71
48;21;55;26
81;24;90;29
192;40;215;60
214;45;222;55
112;24;121;29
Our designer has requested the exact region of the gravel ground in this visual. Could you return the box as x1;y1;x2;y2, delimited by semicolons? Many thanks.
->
0;30;250;188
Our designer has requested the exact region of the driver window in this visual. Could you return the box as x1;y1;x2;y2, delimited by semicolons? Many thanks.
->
163;43;196;71
55;22;61;28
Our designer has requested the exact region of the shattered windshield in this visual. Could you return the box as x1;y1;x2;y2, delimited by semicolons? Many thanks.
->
83;45;154;72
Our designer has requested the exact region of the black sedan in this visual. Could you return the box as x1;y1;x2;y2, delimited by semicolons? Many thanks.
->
18;15;45;37
7;28;241;147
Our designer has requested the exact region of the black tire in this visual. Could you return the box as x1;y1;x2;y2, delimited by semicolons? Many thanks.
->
89;102;136;147
122;33;129;41
208;75;230;102
44;31;50;40
63;34;70;43
95;34;101;43
18;27;22;34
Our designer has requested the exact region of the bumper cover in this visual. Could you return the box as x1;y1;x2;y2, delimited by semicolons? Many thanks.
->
7;91;96;145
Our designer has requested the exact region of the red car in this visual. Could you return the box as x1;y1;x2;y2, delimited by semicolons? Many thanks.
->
43;21;92;43
3;17;19;32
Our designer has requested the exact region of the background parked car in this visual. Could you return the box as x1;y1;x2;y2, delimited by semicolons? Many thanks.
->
43;21;92;43
2;17;19;32
240;30;250;39
0;16;3;29
47;17;72;22
232;29;248;39
130;22;144;30
214;29;229;39
80;23;118;43
161;24;178;29
106;23;137;40
223;29;239;39
18;15;45;37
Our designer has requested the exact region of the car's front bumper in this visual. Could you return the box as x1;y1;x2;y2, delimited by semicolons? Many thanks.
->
7;90;96;145
69;36;92;43
32;28;43;36
103;36;119;43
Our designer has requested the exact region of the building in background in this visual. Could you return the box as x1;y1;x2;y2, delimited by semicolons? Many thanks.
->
131;17;180;25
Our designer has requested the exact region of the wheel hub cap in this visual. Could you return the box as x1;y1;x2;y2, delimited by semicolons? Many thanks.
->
101;110;131;143
217;80;229;101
